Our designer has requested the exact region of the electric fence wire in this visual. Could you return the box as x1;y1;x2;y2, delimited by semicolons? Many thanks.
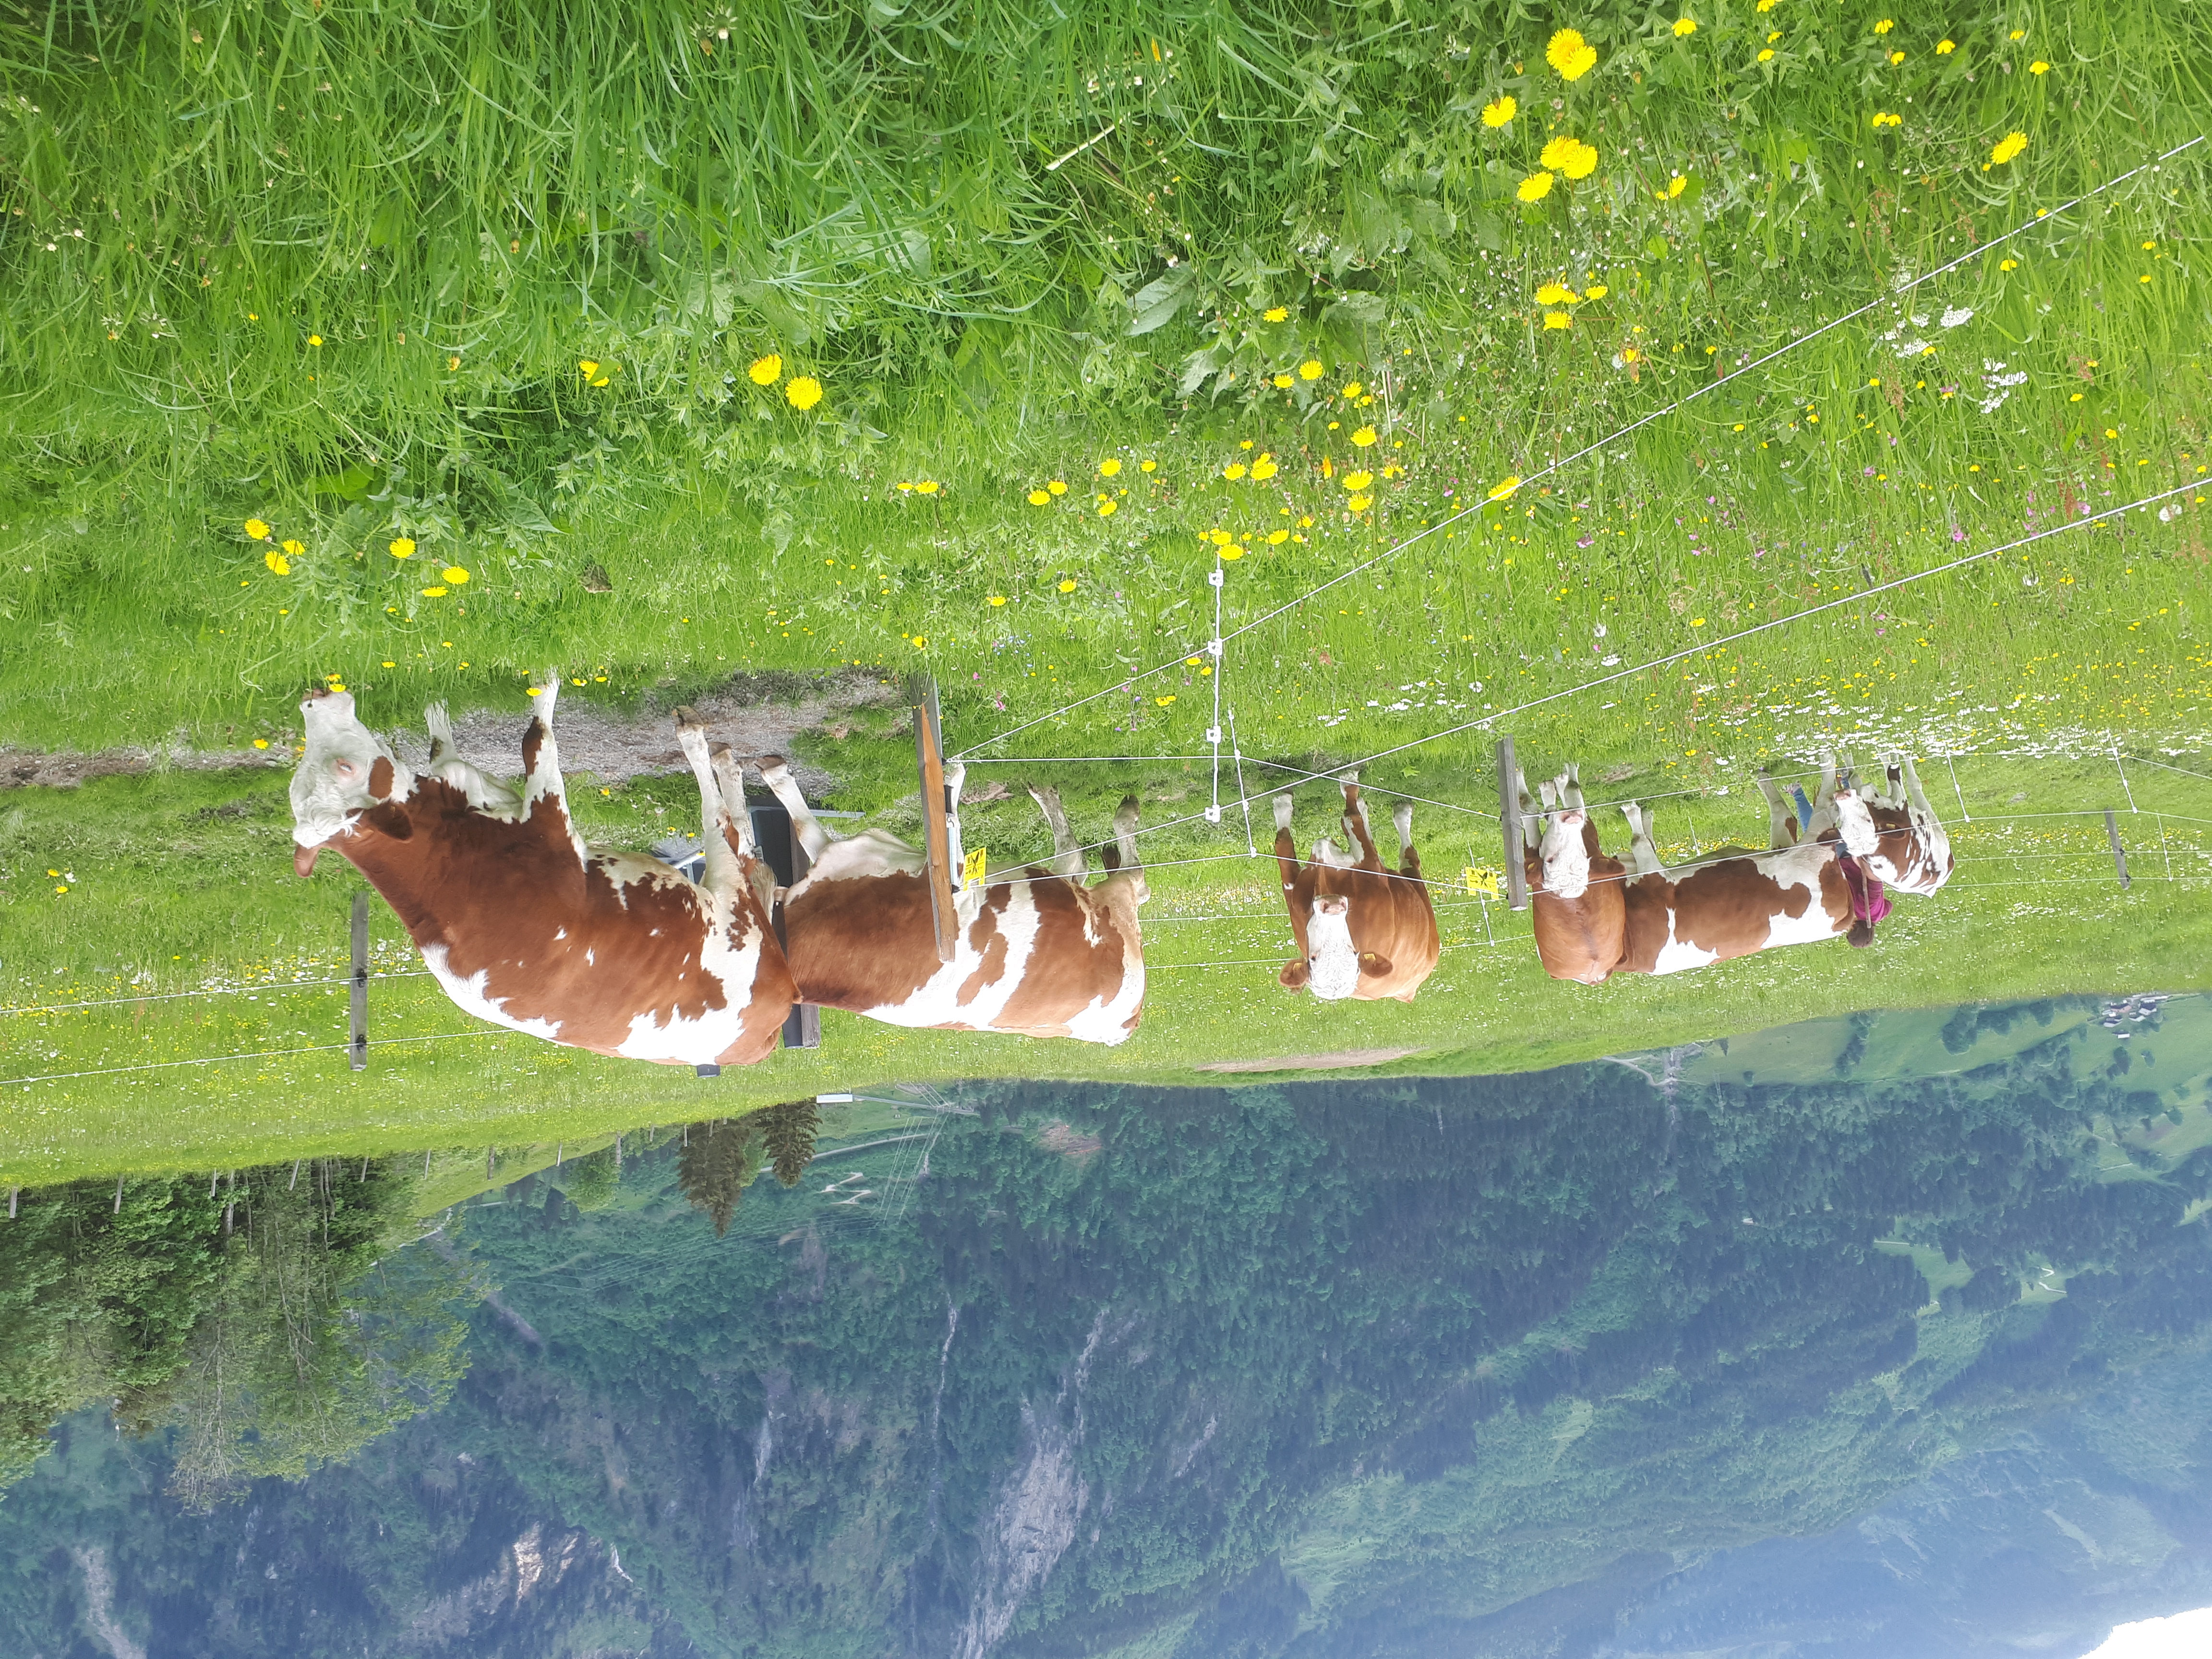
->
952;134;2206;763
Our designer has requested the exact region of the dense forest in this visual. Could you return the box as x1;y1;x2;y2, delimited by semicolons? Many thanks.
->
2;998;2210;1657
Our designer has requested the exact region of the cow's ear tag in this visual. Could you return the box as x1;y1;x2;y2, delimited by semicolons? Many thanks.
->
961;847;988;890
1359;951;1393;976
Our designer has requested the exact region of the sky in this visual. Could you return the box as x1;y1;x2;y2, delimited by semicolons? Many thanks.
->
2086;1608;2212;1657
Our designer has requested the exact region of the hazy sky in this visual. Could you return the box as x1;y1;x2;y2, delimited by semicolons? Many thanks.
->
2088;1608;2212;1657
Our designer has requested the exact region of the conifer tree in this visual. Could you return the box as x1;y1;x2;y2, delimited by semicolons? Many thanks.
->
759;1099;822;1189
677;1119;760;1238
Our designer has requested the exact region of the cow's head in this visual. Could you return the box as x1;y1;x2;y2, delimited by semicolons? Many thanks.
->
1280;893;1392;999
289;689;416;876
1830;789;1879;859
1535;808;1593;898
1861;807;1953;896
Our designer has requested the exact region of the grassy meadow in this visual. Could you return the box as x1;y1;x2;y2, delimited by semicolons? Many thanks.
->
4;0;2212;1178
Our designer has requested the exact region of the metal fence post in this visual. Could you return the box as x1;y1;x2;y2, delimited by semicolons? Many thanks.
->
2105;809;2131;890
1497;737;1528;912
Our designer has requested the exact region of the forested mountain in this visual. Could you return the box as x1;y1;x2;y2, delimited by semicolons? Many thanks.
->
3;996;2210;1658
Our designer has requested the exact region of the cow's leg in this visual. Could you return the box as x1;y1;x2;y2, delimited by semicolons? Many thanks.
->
423;701;520;813
1274;794;1302;893
1100;795;1148;902
707;747;779;914
520;674;577;826
675;714;746;899
1028;784;1087;879
1622;803;1663;877
757;756;835;862
1896;754;1938;819
1393;802;1421;878
943;759;967;885
1758;767;1798;848
1340;780;1384;867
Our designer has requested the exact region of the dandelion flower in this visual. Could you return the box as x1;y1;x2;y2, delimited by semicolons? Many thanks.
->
1673;17;1697;36
1690;616;1706;626
1267;529;1289;545
442;565;470;584
1155;695;1177;706
1872;111;1902;128
1989;131;2028;166
1482;95;1518;127
988;594;1007;606
1098;498;1118;516
2029;60;2048;73
1668;173;1688;196
244;518;271;540
579;359;601;376
1518;170;1556;202
252;738;271;750
1999;258;2019;271
1140;460;1157;472
591;374;610;387
916;480;939;494
1058;579;1078;592
1351;426;1378;447
748;354;781;385
264;549;290;575
280;538;304;558
2009;28;2025;39
1343;470;1375;492
1544;311;1574;330
1029;489;1052;505
1273;373;1294;388
1757;48;1773;61
1099;457;1122;476
1873;18;1893;34
1936;38;1955;53
308;333;323;347
1586;283;1609;299
389;538;416;559
1539;136;1578;171
1048;480;1068;494
1342;381;1364;398
421;585;449;598
1488;476;1522;501
1298;360;1325;380
1219;544;1243;560
1263;306;1289;322
1563;140;1599;178
1250;454;1278;481
1535;280;1575;305
1347;495;1372;512
1545;29;1598;81
1889;50;1905;63
785;375;823;409
1224;462;1248;480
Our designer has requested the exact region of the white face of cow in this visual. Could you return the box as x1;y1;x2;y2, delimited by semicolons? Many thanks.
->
1830;790;1879;858
289;690;414;870
1538;808;1593;899
1302;896;1362;999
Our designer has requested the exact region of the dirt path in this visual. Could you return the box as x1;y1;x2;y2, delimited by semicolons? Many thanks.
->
1;670;903;795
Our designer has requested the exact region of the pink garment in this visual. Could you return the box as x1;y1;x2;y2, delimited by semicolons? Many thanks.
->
1840;854;1891;926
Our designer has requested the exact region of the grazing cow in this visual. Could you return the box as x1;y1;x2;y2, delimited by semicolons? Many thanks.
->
1611;783;1885;976
756;758;1149;1045
289;680;797;1067
1273;775;1441;1001
1762;750;1952;895
1516;764;1627;986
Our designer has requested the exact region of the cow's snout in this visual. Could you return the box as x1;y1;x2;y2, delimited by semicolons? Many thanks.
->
1560;808;1585;828
294;842;322;878
1316;895;1348;917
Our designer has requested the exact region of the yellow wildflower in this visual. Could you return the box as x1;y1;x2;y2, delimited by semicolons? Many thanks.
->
1989;131;2028;166
785;375;824;409
748;354;781;385
421;585;448;598
1668;173;1688;196
1155;695;1177;706
264;549;290;575
1535;280;1575;304
244;518;271;540
1098;498;1118;516
1347;495;1372;512
1758;48;1773;62
1224;463;1248;480
1586;283;1609;299
1342;381;1363;398
916;480;939;494
579;359;601;376
591;374;610;387
1298;360;1324;379
1351;426;1378;447
1873;18;1893;33
1099;457;1122;476
1263;306;1289;322
1058;579;1077;592
1273;373;1294;388
1488;476;1521;501
280;538;304;557
1482;96;1518;127
1544;311;1573;330
1030;489;1052;505
308;334;323;346
1890;50;1905;64
1048;480;1068;495
1266;529;1289;545
1673;17;1696;36
1999;258;2018;271
1518;171;1556;202
1539;135;1578;171
1872;111;1902;128
253;738;271;750
389;538;416;559
1563;140;1599;179
1936;39;1955;53
1250;454;1279;481
442;566;470;584
987;595;1007;606
1545;29;1598;81
1343;470;1375;491
1219;544;1244;560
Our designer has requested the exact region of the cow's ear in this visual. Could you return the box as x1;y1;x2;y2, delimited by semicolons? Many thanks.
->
362;801;414;842
1278;960;1310;992
1358;950;1394;977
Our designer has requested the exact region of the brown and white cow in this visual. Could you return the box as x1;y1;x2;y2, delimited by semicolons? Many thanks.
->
755;758;1149;1044
1272;776;1441;1001
289;679;797;1067
1776;751;1955;896
1517;764;1627;986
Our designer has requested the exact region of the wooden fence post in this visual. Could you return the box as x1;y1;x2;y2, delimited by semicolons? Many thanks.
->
910;675;959;962
349;892;369;1071
1497;737;1529;912
2105;809;2131;890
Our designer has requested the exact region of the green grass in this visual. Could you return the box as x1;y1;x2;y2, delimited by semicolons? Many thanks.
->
4;1;2212;1178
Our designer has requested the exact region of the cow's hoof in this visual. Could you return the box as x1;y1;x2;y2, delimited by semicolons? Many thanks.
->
674;705;704;731
758;754;788;774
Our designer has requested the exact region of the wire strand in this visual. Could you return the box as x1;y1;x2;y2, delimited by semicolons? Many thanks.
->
3;1029;493;1089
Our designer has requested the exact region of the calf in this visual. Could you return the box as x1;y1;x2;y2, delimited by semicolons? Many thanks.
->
1273;776;1441;1001
757;759;1149;1045
1517;764;1627;986
289;680;796;1067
